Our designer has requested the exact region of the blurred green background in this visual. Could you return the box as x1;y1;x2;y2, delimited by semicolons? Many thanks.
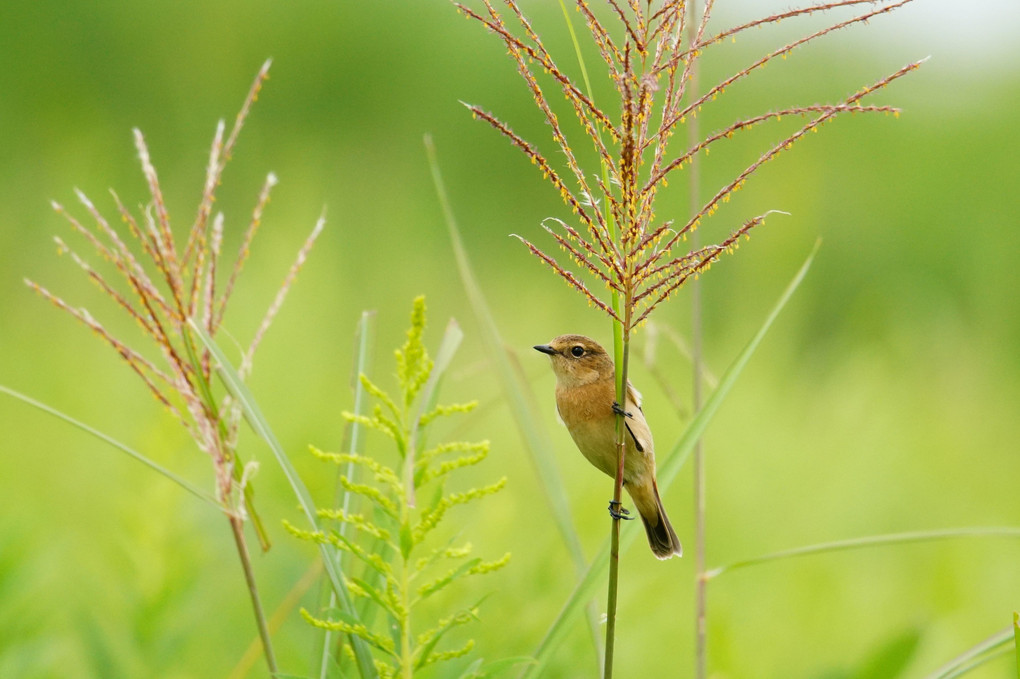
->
1;1;1018;677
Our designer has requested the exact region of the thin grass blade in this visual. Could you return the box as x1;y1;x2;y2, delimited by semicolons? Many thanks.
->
319;309;376;679
1015;612;1020;679
707;527;1020;579
0;384;215;505
425;134;587;565
922;626;1014;679
187;319;379;679
425;136;604;667
523;240;820;677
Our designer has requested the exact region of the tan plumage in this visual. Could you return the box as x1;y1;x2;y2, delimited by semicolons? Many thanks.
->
535;334;682;560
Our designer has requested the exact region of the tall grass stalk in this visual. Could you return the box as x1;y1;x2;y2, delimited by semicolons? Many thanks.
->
521;242;819;677
21;60;340;675
456;1;918;674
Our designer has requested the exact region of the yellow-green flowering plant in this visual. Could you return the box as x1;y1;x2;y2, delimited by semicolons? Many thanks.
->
287;297;513;678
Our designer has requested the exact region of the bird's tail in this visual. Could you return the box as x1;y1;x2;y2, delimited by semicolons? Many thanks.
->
631;479;682;560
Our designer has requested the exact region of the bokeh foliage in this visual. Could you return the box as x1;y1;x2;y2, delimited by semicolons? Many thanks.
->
1;1;1019;677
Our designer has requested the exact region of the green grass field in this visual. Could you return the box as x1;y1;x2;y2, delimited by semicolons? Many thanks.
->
1;2;1019;677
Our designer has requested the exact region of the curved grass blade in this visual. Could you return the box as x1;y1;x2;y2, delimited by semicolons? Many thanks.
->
0;384;215;505
1015;612;1020;679
425;137;582;555
320;309;376;679
522;240;821;677
922;625;1014;679
188;318;379;679
707;527;1020;579
425;136;604;666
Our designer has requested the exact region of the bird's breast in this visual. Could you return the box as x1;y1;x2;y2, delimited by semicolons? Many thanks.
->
554;381;651;481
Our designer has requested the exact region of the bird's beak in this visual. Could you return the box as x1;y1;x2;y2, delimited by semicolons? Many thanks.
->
533;344;557;356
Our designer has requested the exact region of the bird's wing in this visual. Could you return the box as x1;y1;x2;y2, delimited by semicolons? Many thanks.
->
626;382;643;410
624;382;653;455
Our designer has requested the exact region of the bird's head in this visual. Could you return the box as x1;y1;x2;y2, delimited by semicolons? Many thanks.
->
533;334;614;387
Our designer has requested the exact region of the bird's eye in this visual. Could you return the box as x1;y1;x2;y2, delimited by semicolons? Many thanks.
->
570;345;585;357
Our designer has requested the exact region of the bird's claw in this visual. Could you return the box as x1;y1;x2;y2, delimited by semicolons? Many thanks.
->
611;401;633;418
608;500;634;520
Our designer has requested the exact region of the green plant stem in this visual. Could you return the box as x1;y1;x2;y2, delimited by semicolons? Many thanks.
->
605;327;630;679
554;4;624;674
182;327;271;550
190;319;379;679
229;514;278;676
400;547;414;679
604;518;620;679
522;245;819;677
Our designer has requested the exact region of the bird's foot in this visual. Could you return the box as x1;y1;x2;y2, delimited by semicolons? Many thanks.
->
611;401;633;418
608;500;634;520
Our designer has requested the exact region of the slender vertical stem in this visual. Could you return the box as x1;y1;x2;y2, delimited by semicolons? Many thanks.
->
605;327;631;679
229;515;278;675
602;36;627;672
687;2;708;678
605;505;621;679
319;311;374;678
400;543;414;679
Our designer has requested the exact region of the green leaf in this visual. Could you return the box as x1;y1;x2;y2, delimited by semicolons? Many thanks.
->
456;658;485;679
301;608;396;658
522;241;821;678
0;385;215;506
349;575;399;621
329;532;394;581
427;477;446;513
400;520;415;561
338;476;400;519
358;372;400;424
414;605;480;670
413;536;468;575
421;638;476;667
188;319;379;679
854;627;921;679
415;479;507;543
472;656;537;678
417;557;482;600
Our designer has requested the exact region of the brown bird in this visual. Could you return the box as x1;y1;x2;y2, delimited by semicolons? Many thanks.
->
535;334;682;559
